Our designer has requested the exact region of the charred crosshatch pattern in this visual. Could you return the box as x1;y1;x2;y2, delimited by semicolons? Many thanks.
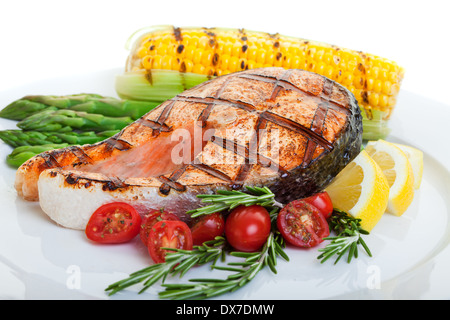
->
16;68;361;204
34;68;348;194
147;68;350;194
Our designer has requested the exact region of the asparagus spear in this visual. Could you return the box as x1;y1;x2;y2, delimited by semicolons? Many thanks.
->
6;144;69;168
17;109;133;132
0;93;158;120
0;129;119;148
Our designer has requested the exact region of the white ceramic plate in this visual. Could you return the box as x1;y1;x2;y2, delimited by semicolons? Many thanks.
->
0;69;449;300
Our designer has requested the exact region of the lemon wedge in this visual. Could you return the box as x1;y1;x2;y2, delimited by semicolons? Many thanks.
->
393;143;423;189
325;150;389;232
365;139;415;216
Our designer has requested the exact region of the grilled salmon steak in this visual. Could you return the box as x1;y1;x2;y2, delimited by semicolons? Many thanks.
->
15;67;362;229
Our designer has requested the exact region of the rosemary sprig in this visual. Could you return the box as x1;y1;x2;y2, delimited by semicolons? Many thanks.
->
187;186;283;218
158;232;289;300
317;209;372;264
105;232;289;299
105;236;227;296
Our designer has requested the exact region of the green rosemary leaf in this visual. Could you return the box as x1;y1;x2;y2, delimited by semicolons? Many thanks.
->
317;209;372;265
187;186;278;217
105;189;289;300
104;237;226;296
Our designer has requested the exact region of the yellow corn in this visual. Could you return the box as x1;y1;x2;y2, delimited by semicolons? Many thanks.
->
126;26;405;122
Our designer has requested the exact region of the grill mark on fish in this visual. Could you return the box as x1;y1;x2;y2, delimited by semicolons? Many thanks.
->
169;70;334;188
158;165;189;195
105;137;133;151
68;146;92;166
18;68;362;212
238;73;349;114
102;176;127;191
157;175;186;195
191;163;233;183
197;103;215;126
302;139;318;168
310;78;334;136
233;116;268;188
196;75;234;126
301;78;334;167
152;100;176;137
311;102;329;135
157;76;236;193
136;117;172;132
210;135;288;175
53;168;150;191
260;111;333;151
39;153;60;168
268;69;293;102
173;96;256;114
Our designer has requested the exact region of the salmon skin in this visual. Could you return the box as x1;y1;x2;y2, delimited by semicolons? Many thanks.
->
15;67;362;229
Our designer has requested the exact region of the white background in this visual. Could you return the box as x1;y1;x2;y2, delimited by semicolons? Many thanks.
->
1;0;450;300
0;0;449;106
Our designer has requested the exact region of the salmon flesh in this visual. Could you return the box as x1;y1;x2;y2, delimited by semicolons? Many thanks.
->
15;68;362;229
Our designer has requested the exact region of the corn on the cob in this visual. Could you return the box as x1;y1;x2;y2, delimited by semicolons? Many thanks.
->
117;25;405;139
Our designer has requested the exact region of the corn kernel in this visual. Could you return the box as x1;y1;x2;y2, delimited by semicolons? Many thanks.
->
161;56;173;69
368;92;379;107
134;27;404;117
282;56;291;69
156;44;168;56
246;59;257;69
265;51;276;65
137;46;149;58
228;56;239;72
182;59;194;72
256;49;266;64
142;55;153;69
198;36;209;48
379;94;388;108
193;64;206;74
382;81;392;95
246;45;258;61
220;54;230;71
373;79;382;93
193;48;204;64
201;51;213;67
152;55;164;69
184;45;196;61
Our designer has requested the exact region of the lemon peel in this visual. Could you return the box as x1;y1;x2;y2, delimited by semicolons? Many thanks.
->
325;150;389;232
365;139;415;216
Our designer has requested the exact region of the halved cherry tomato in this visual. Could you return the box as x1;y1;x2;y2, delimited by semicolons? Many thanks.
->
190;212;225;246
277;200;329;248
303;191;334;219
85;202;141;244
147;220;193;263
139;209;179;246
224;205;271;252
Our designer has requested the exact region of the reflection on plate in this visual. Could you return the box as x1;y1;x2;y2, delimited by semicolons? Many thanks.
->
0;69;449;300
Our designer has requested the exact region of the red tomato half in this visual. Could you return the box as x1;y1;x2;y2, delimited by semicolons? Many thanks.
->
85;202;141;244
225;205;271;252
277;200;329;248
148;220;193;263
190;212;225;246
303;191;334;219
139;209;179;246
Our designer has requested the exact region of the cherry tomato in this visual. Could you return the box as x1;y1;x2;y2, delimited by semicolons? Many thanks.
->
303;191;334;219
139;209;179;246
277;200;329;248
85;202;141;244
147;220;193;263
224;205;271;252
190;212;225;246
